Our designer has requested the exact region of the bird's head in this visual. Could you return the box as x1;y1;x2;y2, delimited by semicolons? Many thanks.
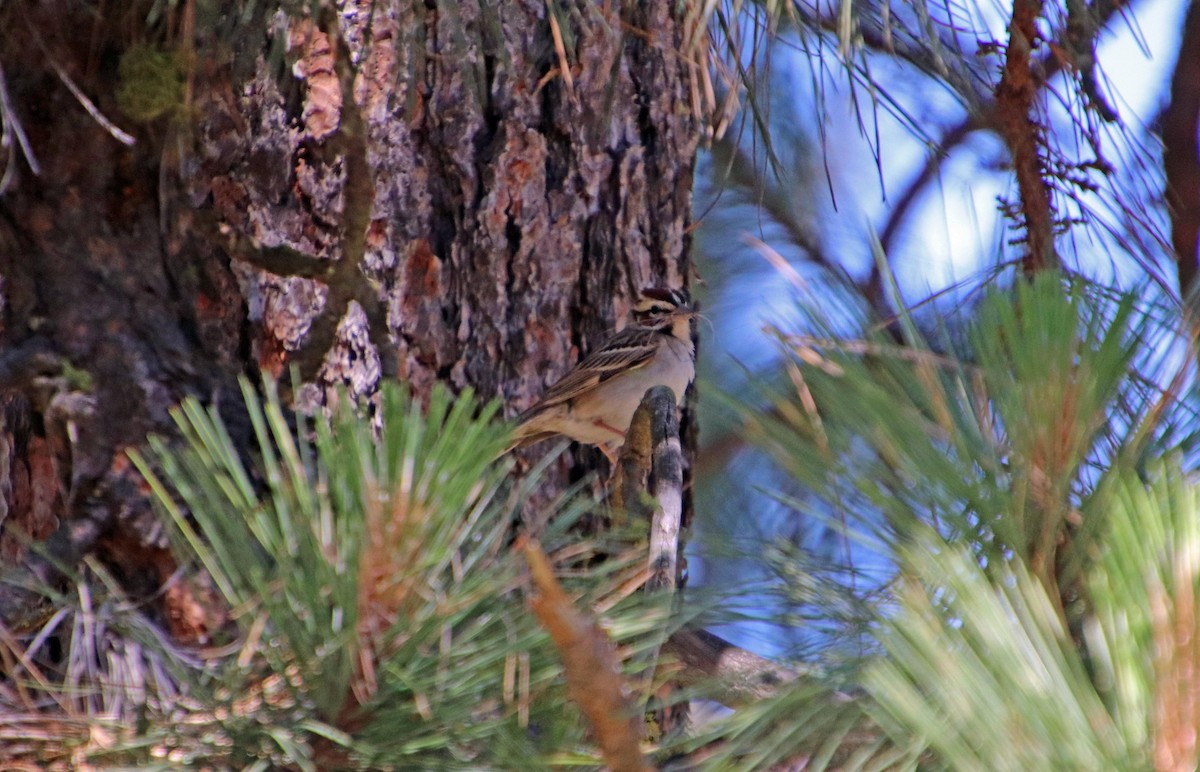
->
632;287;694;326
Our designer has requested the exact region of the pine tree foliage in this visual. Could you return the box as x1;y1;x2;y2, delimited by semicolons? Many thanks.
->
866;535;1136;770
1086;462;1200;770
745;273;1181;592
863;456;1200;770
724;272;1199;768
0;0;1190;767
114;381;675;768
6;274;1198;770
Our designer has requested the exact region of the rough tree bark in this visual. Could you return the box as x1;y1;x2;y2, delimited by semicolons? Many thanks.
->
1164;0;1200;303
0;0;699;635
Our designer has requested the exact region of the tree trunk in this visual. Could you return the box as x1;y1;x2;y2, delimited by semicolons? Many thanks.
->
0;0;698;632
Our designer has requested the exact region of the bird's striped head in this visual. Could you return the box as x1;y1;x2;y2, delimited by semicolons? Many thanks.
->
632;287;693;326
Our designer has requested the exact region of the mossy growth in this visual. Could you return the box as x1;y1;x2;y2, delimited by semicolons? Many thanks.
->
116;44;185;122
60;360;94;392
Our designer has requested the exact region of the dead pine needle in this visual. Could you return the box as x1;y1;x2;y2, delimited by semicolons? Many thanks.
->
546;6;575;91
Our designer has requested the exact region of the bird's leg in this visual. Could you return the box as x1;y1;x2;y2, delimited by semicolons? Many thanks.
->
589;420;626;465
592;419;626;439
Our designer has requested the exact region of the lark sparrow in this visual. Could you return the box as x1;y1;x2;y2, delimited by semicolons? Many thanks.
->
508;287;696;459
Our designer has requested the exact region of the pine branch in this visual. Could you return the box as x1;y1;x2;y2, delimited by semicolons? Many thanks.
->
994;0;1058;273
613;385;685;593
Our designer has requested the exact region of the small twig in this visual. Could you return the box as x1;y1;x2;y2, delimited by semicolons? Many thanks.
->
49;61;136;147
878;117;979;258
22;18;135;147
0;63;40;193
708;131;832;270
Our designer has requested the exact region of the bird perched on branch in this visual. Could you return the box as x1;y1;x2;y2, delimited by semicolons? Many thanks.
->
507;287;696;461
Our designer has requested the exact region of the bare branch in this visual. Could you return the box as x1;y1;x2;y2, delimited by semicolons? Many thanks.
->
647;387;684;593
878;118;980;257
46;58;136;148
867;116;980;312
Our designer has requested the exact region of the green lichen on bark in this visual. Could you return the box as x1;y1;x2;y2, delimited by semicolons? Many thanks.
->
116;44;185;122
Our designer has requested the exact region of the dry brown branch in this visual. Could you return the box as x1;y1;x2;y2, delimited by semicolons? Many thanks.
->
522;538;651;772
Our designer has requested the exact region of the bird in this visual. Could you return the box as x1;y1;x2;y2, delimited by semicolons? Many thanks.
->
507;287;696;461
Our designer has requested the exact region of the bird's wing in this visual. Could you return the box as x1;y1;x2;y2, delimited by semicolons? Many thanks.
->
519;327;659;417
